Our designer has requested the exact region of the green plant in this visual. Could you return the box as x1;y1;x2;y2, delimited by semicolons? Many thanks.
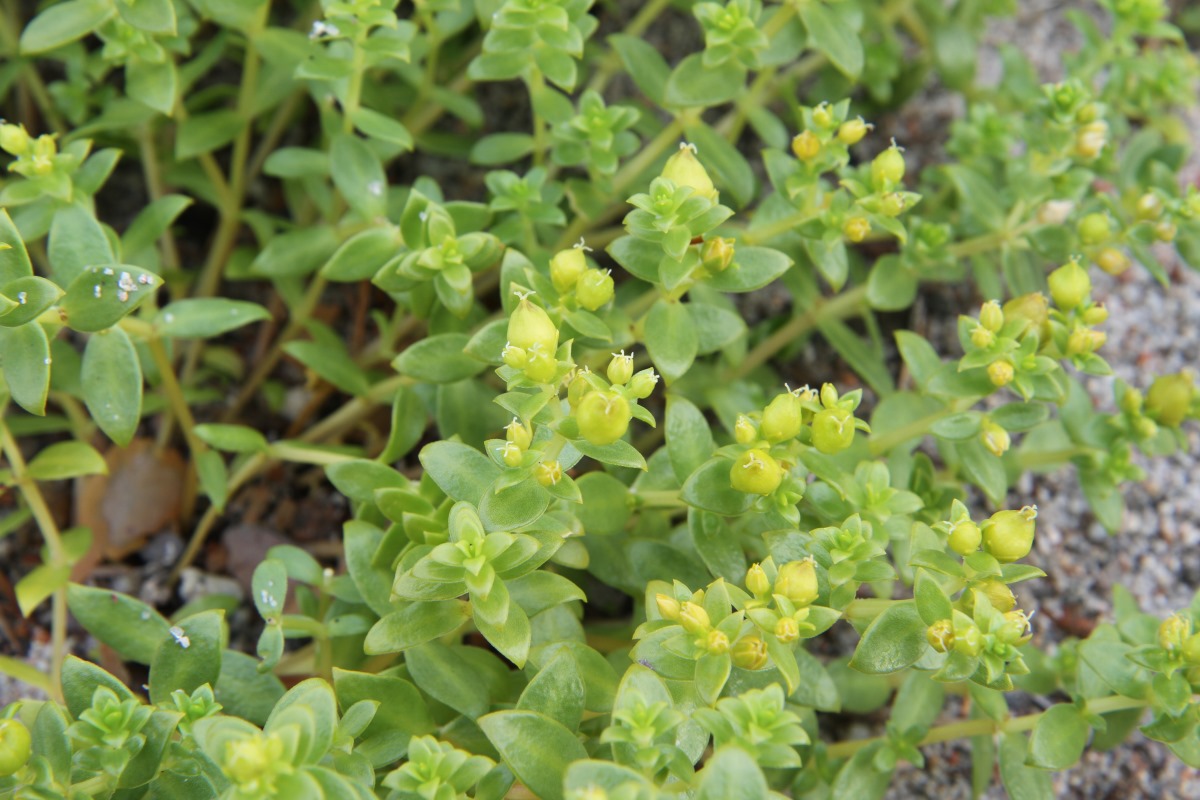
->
2;0;1200;798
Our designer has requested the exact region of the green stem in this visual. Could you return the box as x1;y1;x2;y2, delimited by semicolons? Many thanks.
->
0;414;67;704
825;694;1152;759
867;398;977;456
527;68;548;168
146;336;209;462
728;285;869;380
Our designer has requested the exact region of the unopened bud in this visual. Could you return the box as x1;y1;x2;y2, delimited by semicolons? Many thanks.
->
1158;614;1191;653
746;563;771;597
1048;259;1090;310
567;370;589;408
1081;304;1108;325
843;216;871;242
535;460;563;487
706;629;730;655
1077;212;1112;245
508;297;559;353
979;300;1004;333
734;414;758;444
1002;293;1049;339
730;448;783;495
731;636;768;669
997;610;1031;645
774;559;819;606
871;144;906;189
1146;373;1195;427
1095;246;1130;275
837;117;872;145
662;143;718;202
774;616;800;644
680;601;711;634
988;360;1015;388
701;236;735;273
977;579;1016;613
953;622;983;657
502;343;528;369
505;418;532;450
1183;632;1200;664
980;420;1010;457
926;619;955;653
575;269;614;311
791;130;821;161
607;350;634;385
880;193;907;217
1066;327;1106;356
812;102;835;129
1154;220;1177;242
761;392;802;443
656;593;681;621
550;247;587;293
0;124;29;157
970;326;995;349
627;368;659;399
982;506;1037;563
947;520;982;556
1135;192;1164;221
0;718;32;778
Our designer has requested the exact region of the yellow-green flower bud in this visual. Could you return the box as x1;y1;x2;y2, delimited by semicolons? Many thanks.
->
1134;417;1159;439
502;342;528;369
1095;246;1130;275
701;236;735;273
706;629;730;655
746;563;771;597
506;418;532;450
570;786;609;800
0;124;29;157
662;143;718;202
1146;373;1194;427
734;414;758;444
1077;212;1112;245
576;269;614;311
997;610;1031;645
970;326;996;349
1081;304;1108;326
680;601;711;634
980;420;1011;457
607;350;634;385
524;348;559;383
1121;386;1145;415
843;216;871;243
812;102;835;129
576;390;632;445
761;392;802;443
871;144;906;189
656;593;681;621
979;300;1004;333
947;520;982;556
775;558;819;607
1037;200;1075;226
730;448;783;495
1135;192;1164;221
508;296;559;353
1048;259;1091;310
880;192;907;217
812;407;855;454
550;247;588;293
1065;327;1106;356
731;636;768;669
837;117;872;145
953;622;983;657
224;733;286;788
982;505;1037;563
774;616;800;644
1002;292;1049;339
535;460;563;487
0;718;32;777
977;579;1017;613
1074;120;1108;159
627;368;659;399
988;360;1015;388
1158;614;1191;653
926;619;955;653
568;369;592;407
1183;632;1200;664
1154;220;1177;242
500;441;523;468
791;130;821;161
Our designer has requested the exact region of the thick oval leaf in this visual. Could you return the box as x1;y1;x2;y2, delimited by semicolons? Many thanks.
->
706;246;792;292
20;0;114;53
478;478;551;532
26;441;107;480
517;652;585;731
478;710;588;800
393;333;486;383
364;601;470;654
406;642;491;719
680;458;753;516
61;265;161;332
156;299;270;339
849;602;928;674
148;610;223;704
67;585;170;664
645;299;697;384
0;276;63;328
82;327;143;445
696;747;770;800
0;323;51;414
419;441;501;505
1027;704;1089;770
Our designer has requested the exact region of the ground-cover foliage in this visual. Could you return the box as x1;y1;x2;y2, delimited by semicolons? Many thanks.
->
2;0;1200;797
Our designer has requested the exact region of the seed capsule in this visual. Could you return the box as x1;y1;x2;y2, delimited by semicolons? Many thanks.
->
661;143;718;202
607;350;634;385
1146;373;1195;427
811;407;855;454
761;392;802;443
976;578;1016;613
1048;259;1091;310
1077;212;1112;245
576;390;632;445
535;460;563;487
550;247;587;293
0;718;31;777
729;448;783;495
982;506;1037;563
837;117;872;145
508;296;559;353
575;269;614;311
627;368;659;399
871;144;906;189
1095;246;1130;275
947;520;982;556
980;420;1011;457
